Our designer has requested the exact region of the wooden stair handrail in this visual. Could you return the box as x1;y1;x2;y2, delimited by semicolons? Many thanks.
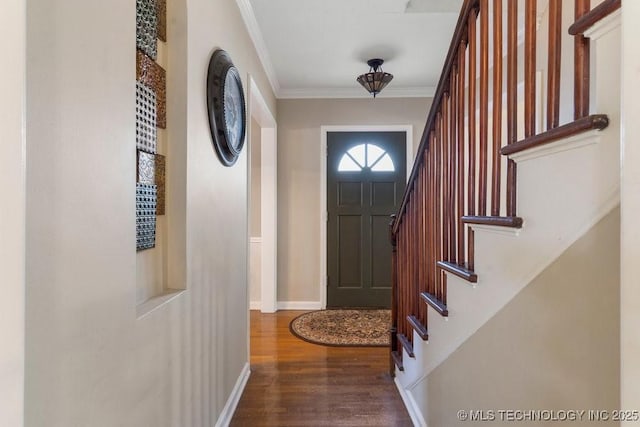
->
568;0;621;35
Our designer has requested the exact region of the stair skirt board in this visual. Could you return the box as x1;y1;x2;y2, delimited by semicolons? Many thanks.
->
394;377;428;427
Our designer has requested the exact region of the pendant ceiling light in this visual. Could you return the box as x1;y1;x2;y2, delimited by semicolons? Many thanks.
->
357;58;394;98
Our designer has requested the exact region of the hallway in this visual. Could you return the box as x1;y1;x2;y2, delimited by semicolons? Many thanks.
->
231;311;412;426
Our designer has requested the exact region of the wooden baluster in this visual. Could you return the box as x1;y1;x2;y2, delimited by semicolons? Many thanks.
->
410;196;415;332
479;0;489;216
525;0;537;137
427;143;434;302
412;179;417;322
491;0;503;216
449;69;457;264
398;222;402;342
422;149;429;326
397;226;402;341
506;0;518;217
405;221;410;339
547;0;562;129
442;99;450;264
468;8;477;219
408;217;411;330
389;216;398;376
416;183;420;317
435;114;443;295
441;272;448;305
467;8;477;268
457;41;466;265
400;224;405;340
575;0;590;119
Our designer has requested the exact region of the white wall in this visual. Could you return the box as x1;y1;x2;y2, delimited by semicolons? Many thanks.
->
0;1;26;426
24;0;275;426
421;209;620;427
276;97;431;304
250;118;262;304
621;0;640;419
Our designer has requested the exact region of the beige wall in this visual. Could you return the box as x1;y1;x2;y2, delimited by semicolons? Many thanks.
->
0;0;26;425
416;208;620;427
276;97;431;302
24;0;275;426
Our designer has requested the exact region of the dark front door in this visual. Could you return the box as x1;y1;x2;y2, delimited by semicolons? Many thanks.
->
327;131;407;308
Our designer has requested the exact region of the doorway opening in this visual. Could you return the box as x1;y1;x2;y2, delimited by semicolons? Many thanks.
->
247;76;277;314
320;126;413;309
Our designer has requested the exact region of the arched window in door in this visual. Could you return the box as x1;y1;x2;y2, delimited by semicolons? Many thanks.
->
337;143;395;172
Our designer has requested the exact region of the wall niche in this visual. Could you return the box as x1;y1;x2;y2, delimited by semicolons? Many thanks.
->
135;0;185;315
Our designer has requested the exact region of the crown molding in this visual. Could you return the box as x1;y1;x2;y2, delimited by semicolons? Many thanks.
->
235;0;281;96
278;86;436;99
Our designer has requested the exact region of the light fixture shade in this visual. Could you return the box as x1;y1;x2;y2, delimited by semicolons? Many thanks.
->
357;59;394;98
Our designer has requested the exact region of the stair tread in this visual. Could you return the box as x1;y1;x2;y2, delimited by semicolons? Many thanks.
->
407;315;429;341
391;351;404;371
421;292;449;317
436;261;478;283
501;114;609;156
462;215;523;228
396;333;415;358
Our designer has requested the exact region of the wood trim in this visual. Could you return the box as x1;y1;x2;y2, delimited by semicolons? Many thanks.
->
501;114;609;156
436;261;478;283
421;292;449;317
407;315;429;341
462;215;523;228
568;0;620;35
391;350;404;371
397;333;415;358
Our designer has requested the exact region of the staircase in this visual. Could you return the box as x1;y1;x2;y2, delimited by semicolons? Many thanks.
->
389;1;622;425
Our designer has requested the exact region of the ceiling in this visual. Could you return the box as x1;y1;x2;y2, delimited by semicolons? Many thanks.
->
238;0;464;98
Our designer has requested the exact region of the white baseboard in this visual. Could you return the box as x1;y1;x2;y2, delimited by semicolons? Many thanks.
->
276;301;322;310
250;301;322;311
215;362;251;427
395;376;428;427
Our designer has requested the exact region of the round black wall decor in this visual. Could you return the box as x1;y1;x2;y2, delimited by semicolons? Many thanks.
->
206;49;246;166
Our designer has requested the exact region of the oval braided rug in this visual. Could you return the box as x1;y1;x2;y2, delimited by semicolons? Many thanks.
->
289;309;390;347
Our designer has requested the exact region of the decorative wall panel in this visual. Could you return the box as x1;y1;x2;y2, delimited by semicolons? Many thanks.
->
157;0;167;42
137;50;166;128
136;0;158;59
136;81;157;153
136;183;157;251
137;150;156;184
155;154;166;215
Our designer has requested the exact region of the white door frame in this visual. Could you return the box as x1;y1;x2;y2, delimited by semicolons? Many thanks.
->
319;125;414;309
0;0;26;425
247;76;277;313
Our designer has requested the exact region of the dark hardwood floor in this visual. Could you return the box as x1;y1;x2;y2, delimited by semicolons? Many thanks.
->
230;310;413;427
